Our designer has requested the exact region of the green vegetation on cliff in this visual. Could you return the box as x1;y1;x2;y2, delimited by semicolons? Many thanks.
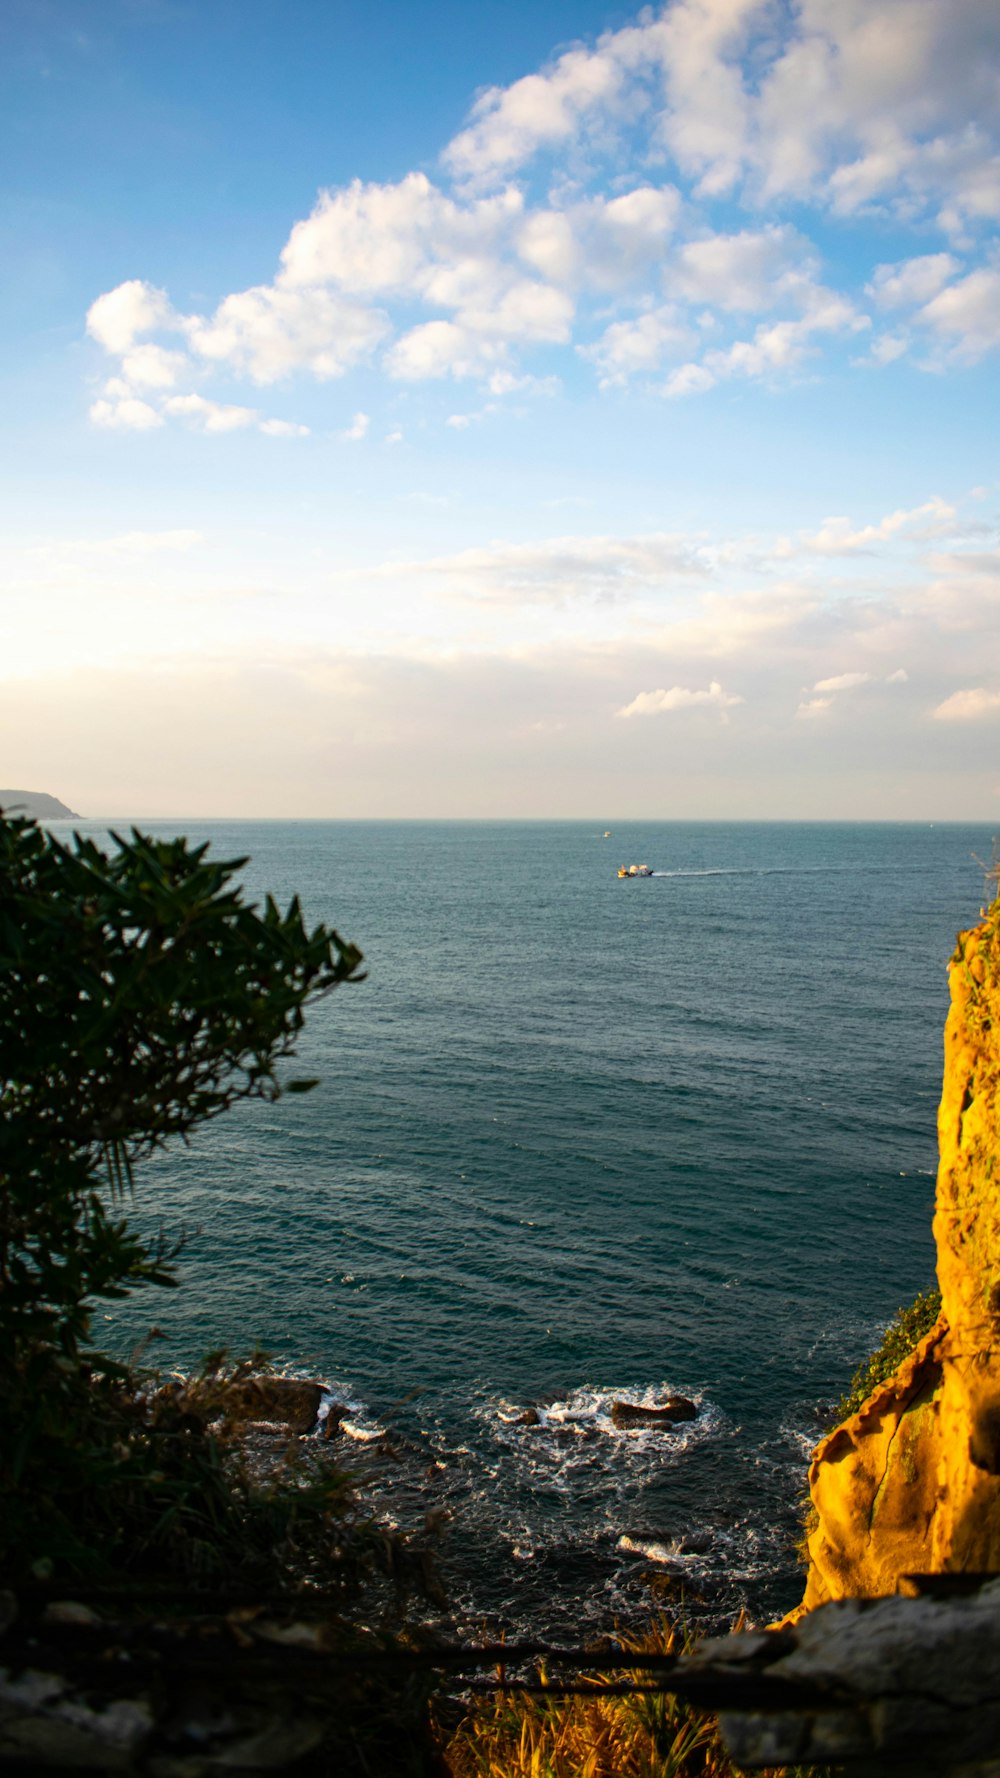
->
834;1285;942;1425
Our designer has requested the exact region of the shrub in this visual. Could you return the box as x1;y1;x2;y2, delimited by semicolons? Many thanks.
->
0;812;363;1580
834;1286;943;1425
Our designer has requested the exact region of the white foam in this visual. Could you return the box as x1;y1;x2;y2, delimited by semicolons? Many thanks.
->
617;1535;693;1565
341;1419;386;1443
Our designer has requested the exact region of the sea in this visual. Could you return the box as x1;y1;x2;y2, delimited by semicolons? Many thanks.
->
87;818;995;1635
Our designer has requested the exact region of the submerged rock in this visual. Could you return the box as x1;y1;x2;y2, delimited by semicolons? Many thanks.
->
797;894;1000;1612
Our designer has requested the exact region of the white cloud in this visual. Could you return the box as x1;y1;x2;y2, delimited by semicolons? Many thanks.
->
187;285;390;384
859;332;910;367
618;680;744;717
672;225;816;312
518;187;682;291
279;173;524;296
443;36;628;184
867;253;961;308
813;671;872;693
886;667;909;683
795;695;833;719
258;418;311;438
796;497;956;554
920;267;1000;361
81;1;1000;426
118;343;189;390
584;305;694;384
369;531;709;603
86;280;176;353
163;394;258;432
663;361;717;398
385;279;574;381
341;411;370;441
932;686;1000;721
89;396;163;431
440;0;1000;233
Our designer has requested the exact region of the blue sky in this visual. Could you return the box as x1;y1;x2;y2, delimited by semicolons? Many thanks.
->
3;0;999;816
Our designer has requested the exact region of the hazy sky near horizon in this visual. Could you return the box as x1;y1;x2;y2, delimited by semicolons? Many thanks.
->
3;0;999;818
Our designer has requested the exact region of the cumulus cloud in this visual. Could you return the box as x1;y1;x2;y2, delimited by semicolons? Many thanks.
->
867;253;961;308
89;396;163;431
163;394;258;432
186;285;390;384
671;225;816;312
932;686;1000;721
795;695;833;719
618;680;744;716
86;280;178;353
341;411;370;440
258;418;311;438
583;305;694;384
442;0;1000;231
920;268;1000;361
82;0;1000;427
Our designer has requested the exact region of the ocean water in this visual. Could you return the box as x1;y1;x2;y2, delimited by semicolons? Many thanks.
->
90;818;994;1633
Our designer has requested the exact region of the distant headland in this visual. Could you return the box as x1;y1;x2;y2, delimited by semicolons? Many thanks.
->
0;789;79;819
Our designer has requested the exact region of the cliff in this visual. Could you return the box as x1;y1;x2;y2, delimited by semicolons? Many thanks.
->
797;890;1000;1611
0;790;79;819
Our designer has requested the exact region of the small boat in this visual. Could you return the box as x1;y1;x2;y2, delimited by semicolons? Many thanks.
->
617;863;653;878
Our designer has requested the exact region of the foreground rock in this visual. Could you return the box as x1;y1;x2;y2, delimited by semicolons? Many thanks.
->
694;1577;1000;1774
798;892;1000;1609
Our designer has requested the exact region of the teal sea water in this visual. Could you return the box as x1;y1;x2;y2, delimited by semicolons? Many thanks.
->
94;819;994;1632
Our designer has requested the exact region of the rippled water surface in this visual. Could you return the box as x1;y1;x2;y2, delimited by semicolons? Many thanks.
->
94;819;992;1630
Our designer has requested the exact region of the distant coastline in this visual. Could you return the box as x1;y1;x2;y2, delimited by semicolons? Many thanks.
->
0;789;79;819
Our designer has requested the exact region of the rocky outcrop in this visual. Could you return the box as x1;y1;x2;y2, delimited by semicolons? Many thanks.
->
696;1576;1000;1773
798;893;1000;1611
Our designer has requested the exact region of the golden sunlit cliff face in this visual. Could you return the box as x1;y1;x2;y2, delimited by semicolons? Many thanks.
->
797;894;1000;1614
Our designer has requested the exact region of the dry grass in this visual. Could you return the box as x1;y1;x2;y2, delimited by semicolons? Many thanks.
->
437;1622;828;1778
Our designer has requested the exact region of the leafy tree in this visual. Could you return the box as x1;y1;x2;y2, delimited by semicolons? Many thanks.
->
0;812;364;1576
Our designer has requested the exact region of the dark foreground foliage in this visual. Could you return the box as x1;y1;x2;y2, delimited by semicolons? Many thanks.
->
0;811;363;1582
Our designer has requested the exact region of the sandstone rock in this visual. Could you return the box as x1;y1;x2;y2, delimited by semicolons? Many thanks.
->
516;1408;541;1427
797;895;1000;1612
611;1397;697;1428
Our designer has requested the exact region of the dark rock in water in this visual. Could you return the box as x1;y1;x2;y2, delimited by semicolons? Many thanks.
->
178;1376;331;1435
611;1397;698;1429
516;1407;541;1427
679;1531;713;1554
